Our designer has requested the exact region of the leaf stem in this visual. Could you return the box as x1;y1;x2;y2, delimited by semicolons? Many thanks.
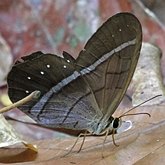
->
0;91;41;113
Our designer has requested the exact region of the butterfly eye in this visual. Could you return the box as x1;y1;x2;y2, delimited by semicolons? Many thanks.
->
112;118;120;129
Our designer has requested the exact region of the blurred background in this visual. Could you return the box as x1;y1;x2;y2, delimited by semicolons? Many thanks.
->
0;0;165;141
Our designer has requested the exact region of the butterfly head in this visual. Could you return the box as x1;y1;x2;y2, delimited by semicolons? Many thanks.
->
101;117;122;134
110;118;122;132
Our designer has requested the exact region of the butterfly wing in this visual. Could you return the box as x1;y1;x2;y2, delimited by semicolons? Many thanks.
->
7;13;142;132
76;13;142;119
7;51;101;131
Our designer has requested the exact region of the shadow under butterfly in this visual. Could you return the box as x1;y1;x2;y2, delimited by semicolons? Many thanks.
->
7;13;142;155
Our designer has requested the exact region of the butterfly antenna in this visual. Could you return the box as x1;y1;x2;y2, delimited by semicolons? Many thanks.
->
119;94;162;118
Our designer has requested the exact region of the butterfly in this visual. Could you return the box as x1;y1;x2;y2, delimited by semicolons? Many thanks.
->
7;12;142;151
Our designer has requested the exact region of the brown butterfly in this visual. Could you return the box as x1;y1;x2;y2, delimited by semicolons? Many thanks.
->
7;12;142;154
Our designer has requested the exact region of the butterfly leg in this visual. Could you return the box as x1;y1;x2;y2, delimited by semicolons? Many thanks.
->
112;129;119;147
101;129;119;158
77;130;90;153
63;131;92;157
101;129;109;158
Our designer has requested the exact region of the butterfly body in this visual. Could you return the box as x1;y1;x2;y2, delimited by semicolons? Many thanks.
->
7;13;142;136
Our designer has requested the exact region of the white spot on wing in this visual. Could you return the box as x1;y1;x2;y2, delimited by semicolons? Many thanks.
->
119;28;121;31
112;34;114;37
67;59;70;63
26;90;29;93
63;65;67;68
40;71;44;75
46;64;50;68
27;76;31;80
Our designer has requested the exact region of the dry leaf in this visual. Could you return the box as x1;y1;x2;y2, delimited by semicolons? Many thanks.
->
0;114;37;153
0;1;165;164
0;93;12;107
131;42;165;106
0;114;23;147
0;106;164;164
0;105;164;164
0;35;13;86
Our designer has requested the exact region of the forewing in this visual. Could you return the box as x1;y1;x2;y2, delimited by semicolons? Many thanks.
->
76;13;142;117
